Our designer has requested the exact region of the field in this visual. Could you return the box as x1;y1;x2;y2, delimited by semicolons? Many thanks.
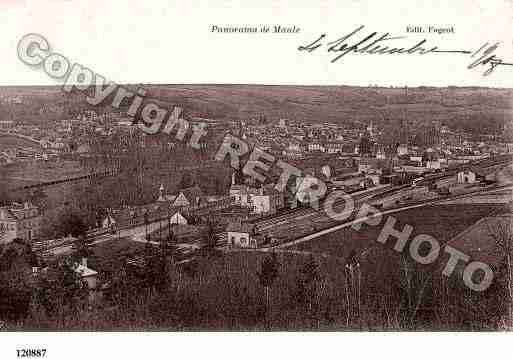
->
290;204;507;260
144;85;512;127
89;237;147;274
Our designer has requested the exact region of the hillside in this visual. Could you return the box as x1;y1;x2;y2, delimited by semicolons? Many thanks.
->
0;85;512;134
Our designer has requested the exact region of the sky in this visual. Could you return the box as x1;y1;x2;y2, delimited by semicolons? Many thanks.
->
0;0;512;88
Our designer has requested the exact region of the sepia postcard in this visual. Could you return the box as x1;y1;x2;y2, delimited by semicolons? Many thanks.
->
0;0;512;358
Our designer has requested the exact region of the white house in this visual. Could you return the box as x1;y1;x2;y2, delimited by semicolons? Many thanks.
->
325;142;344;154
230;184;259;207
73;258;100;302
397;144;408;156
169;211;188;225
410;155;423;164
251;191;282;215
426;160;441;170
457;170;477;184
321;165;332;179
308;142;326;152
230;174;284;215
0;202;41;244
376;149;386;160
157;184;204;208
226;221;260;248
102;214;117;230
74;258;98;290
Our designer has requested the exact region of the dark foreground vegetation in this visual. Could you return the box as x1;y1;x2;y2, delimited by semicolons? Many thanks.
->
1;238;512;331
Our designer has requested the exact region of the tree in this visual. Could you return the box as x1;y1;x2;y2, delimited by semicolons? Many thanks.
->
257;253;280;326
344;250;360;325
72;235;94;263
298;255;320;314
104;263;132;307
29;189;47;209
0;170;13;206
60;212;88;238
201;217;219;255
34;259;88;316
397;252;431;329
178;172;193;189
358;134;373;156
0;243;34;321
0;187;11;206
162;221;176;261
487;215;513;328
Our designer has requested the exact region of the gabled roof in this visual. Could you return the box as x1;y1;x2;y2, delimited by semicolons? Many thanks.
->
74;263;98;278
160;195;177;202
180;185;204;204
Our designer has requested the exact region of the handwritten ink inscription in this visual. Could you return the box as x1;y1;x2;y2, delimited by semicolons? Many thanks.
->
298;25;513;76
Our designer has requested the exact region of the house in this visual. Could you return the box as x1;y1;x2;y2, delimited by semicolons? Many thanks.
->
102;214;117;230
0;120;14;129
426;160;441;170
230;183;284;215
397;144;408;156
76;144;91;154
157;184;204;208
0;202;41;244
107;201;189;230
229;172;284;215
376;148;386;160
422;148;441;169
287;140;303;152
457;170;477;184
172;185;204;207
357;157;385;174
250;186;285;215
226;221;261;248
325;142;344;154
230;184;260;207
331;173;376;192
74;258;98;291
282;141;306;158
168;211;188;225
307;142;326;152
396;165;428;175
321;164;332;180
409;155;423;164
157;184;177;203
